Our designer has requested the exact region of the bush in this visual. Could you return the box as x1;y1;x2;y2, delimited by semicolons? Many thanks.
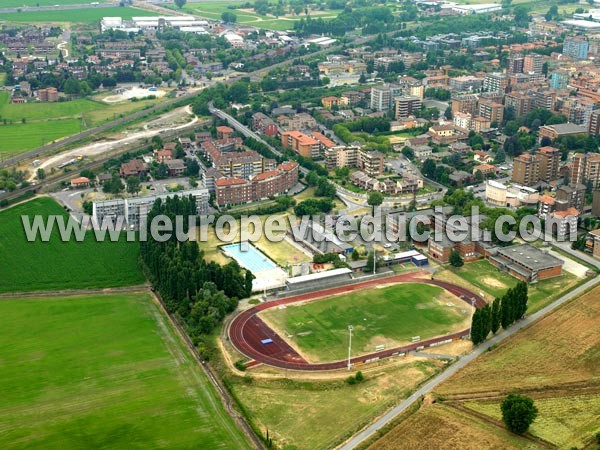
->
234;360;247;371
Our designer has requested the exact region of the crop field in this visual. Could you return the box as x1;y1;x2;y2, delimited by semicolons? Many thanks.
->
260;283;471;362
435;284;600;395
228;359;442;450
464;394;600;449
441;259;582;313
0;197;144;293
0;293;250;449
0;6;156;23
0;120;81;154
369;403;535;450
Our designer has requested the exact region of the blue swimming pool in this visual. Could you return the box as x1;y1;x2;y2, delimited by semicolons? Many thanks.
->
222;243;277;272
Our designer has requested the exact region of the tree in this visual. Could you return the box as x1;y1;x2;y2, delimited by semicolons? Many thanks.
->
501;394;538;435
103;174;124;194
36;168;46;180
422;159;436;178
174;0;186;8
470;308;483;344
126;176;141;195
449;249;463;267
367;191;384;214
221;11;237;23
491;297;501;334
365;251;376;273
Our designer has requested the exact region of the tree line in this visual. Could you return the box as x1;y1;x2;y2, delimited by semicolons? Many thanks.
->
471;281;528;345
140;195;254;351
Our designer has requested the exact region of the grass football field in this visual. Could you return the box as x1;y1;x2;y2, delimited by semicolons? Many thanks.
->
0;293;250;449
0;197;144;293
260;282;471;362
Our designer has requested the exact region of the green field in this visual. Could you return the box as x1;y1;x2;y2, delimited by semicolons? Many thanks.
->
0;6;155;23
0;92;163;154
260;283;470;362
0;293;250;449
0;72;6;87
1;0;111;6
0;197;144;293
0;119;81;153
446;259;582;313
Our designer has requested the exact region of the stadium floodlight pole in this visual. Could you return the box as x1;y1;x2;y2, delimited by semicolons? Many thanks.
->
347;325;354;371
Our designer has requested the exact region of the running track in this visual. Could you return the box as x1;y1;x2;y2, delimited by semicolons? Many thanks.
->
228;271;486;371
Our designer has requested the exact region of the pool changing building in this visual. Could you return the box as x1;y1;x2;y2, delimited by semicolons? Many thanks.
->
92;189;210;228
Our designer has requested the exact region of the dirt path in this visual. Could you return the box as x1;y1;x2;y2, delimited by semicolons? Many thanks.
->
31;105;197;178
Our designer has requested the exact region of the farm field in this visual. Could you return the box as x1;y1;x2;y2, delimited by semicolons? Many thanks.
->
0;6;155;23
0;197;144;293
464;394;600;449
0;293;250;449
369;284;600;450
0;119;81;154
368;402;536;450
260;283;471;362
228;358;443;450
441;259;582;313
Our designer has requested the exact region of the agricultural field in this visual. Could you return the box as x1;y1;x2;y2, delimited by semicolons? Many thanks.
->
260;283;471;362
369;284;600;450
0;197;144;293
228;358;443;450
0;92;164;154
369;402;536;450
0;293;250;449
464;395;600;449
440;259;582;313
0;6;155;23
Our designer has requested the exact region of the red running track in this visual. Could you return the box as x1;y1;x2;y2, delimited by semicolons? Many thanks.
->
228;271;486;371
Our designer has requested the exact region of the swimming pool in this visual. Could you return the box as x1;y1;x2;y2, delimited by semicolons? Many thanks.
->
222;243;278;272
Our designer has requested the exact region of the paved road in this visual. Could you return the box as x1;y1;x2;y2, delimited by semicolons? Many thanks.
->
338;275;600;450
550;239;600;269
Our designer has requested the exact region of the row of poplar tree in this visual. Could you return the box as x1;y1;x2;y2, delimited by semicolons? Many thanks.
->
140;195;254;341
471;281;528;345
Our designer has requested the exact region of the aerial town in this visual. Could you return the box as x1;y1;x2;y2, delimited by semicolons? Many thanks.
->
1;1;599;449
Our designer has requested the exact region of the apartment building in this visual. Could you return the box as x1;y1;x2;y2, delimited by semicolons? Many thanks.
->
251;112;279;136
359;150;384;177
483;73;508;93
571;153;600;188
512;153;540;186
505;92;533;118
281;131;321;159
395;96;421;119
538;146;560;182
523;53;544;74
324;146;361;169
215;162;299;206
555;184;586;212
563;36;589;60
478;99;504;124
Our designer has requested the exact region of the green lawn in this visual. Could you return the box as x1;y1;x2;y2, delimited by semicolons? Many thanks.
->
0;92;101;122
260;282;470;362
0;197;144;293
0;119;81;153
0;293;250;449
449;259;583;313
0;6;156;23
0;72;6;87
